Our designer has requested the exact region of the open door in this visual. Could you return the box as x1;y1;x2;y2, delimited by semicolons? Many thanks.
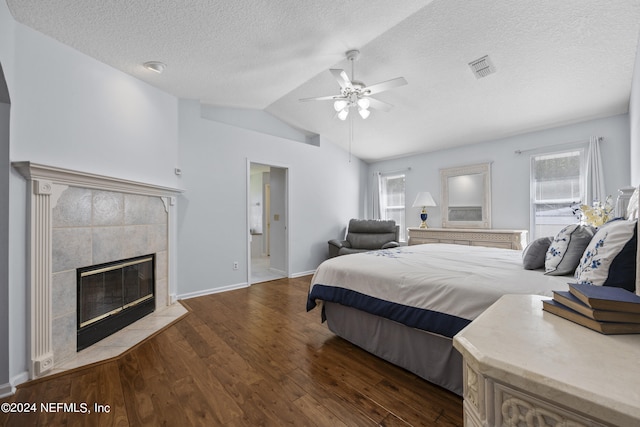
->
248;161;288;284
264;183;270;256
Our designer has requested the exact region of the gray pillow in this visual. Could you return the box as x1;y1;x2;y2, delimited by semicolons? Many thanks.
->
522;236;553;270
545;224;595;276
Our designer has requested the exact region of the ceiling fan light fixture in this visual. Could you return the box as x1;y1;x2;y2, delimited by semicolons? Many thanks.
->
334;99;348;112
298;48;407;125
357;98;370;110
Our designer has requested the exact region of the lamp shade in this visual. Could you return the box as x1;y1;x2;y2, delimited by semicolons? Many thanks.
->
412;192;436;207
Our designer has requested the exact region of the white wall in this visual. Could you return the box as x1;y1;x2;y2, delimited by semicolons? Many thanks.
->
631;33;640;185
177;99;365;298
9;29;180;186
0;3;181;389
0;96;10;393
368;114;631;233
0;0;22;394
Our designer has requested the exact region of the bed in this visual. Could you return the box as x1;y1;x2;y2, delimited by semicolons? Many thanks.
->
307;244;569;395
307;202;639;396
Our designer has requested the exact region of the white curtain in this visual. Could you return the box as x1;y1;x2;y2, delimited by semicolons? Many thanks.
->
373;172;383;219
586;136;606;205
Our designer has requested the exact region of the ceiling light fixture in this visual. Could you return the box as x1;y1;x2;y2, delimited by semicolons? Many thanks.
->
300;49;408;162
300;49;407;121
357;98;370;110
143;61;166;74
334;100;348;112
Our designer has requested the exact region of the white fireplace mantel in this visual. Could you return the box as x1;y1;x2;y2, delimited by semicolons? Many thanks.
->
13;162;184;198
13;161;183;378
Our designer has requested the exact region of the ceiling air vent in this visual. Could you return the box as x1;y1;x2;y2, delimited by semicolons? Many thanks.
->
468;55;496;79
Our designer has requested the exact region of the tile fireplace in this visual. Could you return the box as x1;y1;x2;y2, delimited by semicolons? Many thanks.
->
13;162;181;378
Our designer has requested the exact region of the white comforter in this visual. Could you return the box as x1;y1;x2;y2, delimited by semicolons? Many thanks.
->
310;243;570;322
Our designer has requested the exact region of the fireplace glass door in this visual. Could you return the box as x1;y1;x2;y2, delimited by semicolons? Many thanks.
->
77;254;155;350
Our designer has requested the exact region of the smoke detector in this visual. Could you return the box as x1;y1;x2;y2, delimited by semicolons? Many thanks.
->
468;55;496;79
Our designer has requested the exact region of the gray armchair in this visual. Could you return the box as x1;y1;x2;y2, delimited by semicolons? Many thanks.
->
328;219;400;258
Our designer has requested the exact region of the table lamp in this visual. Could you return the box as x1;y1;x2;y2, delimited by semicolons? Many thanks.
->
412;192;437;228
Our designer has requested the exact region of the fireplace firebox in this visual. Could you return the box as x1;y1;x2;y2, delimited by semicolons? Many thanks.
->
77;254;155;351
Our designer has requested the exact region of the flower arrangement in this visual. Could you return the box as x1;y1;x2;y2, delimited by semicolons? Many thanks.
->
572;196;613;227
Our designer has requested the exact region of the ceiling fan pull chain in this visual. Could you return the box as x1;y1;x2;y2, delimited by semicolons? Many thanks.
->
349;113;353;163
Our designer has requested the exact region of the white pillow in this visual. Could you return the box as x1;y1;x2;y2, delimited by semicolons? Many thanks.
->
574;219;637;292
627;187;639;220
545;224;595;275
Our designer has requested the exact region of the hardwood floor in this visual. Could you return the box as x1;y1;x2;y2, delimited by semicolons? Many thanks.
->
1;276;463;426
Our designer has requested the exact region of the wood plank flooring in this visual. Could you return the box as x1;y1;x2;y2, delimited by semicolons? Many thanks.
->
1;275;463;426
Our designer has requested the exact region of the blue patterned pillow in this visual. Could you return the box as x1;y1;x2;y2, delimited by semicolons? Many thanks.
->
545;224;595;276
574;219;637;292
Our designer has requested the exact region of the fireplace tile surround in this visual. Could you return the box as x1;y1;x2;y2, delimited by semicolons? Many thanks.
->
13;162;182;378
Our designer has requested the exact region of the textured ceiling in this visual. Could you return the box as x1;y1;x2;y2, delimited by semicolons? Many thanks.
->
7;0;640;162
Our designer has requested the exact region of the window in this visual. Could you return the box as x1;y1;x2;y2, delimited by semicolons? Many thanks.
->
530;149;584;239
378;172;406;242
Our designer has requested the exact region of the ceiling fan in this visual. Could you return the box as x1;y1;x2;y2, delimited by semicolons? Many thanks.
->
300;49;408;120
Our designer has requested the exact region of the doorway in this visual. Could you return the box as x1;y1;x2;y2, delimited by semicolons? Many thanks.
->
248;162;288;284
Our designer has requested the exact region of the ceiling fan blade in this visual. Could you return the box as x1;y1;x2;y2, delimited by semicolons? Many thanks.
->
330;69;353;91
299;94;345;102
363;77;408;95
366;97;394;112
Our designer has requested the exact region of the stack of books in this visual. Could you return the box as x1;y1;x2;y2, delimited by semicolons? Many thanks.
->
542;283;640;334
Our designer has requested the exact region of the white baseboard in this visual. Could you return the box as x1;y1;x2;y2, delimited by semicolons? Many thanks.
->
291;270;316;278
178;282;248;300
177;272;314;301
12;371;29;387
0;381;13;398
0;370;29;398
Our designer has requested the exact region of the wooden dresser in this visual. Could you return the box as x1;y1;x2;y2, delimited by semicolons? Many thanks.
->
407;227;527;250
453;295;640;427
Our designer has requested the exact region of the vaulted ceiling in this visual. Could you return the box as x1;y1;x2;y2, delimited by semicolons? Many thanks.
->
7;0;640;162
